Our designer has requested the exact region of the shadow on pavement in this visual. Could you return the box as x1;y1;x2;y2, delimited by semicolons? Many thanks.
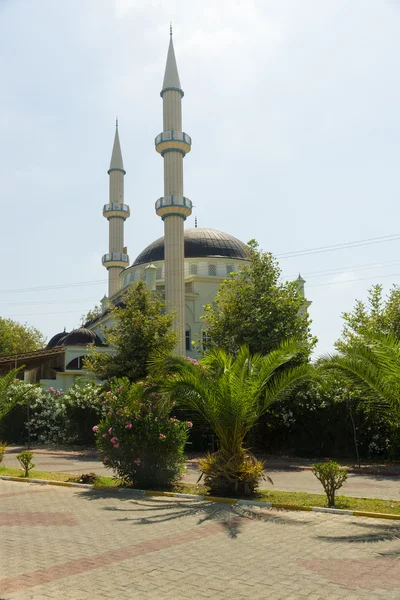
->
316;519;400;545
77;489;312;538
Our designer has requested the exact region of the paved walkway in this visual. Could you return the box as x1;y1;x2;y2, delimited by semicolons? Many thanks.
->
3;447;400;501
1;479;400;599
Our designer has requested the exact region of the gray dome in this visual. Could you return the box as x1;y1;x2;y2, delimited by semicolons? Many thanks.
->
132;228;248;267
46;331;69;349
60;328;103;347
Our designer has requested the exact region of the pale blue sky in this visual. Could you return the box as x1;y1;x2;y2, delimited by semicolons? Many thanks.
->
1;0;399;354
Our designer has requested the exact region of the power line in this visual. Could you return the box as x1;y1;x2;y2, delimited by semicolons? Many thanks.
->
285;259;400;281
276;233;400;259
1;309;85;318
307;271;400;289
0;297;99;307
0;279;107;294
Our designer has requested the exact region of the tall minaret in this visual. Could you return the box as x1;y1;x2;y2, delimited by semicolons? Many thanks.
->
102;120;130;297
155;29;192;355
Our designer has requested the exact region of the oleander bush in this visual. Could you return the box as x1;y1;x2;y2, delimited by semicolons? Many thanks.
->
95;378;191;488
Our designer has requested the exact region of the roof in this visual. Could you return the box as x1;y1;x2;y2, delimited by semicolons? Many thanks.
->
132;228;249;267
0;347;65;371
162;34;182;92
61;328;104;347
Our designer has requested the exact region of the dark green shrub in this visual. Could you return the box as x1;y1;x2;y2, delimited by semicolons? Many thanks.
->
95;378;191;488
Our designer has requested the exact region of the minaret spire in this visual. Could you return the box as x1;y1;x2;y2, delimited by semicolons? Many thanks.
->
162;28;182;93
155;33;192;355
102;122;130;297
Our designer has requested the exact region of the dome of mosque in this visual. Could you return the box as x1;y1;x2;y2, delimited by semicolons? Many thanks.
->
132;228;248;267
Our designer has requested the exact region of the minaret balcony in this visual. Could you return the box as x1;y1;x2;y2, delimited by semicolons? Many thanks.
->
103;203;130;219
155;130;191;156
155;196;192;220
102;252;130;268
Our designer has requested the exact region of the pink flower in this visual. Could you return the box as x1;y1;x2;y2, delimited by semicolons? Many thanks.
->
134;458;141;465
108;411;112;416
92;425;99;432
117;386;123;393
110;437;118;444
187;421;193;428
103;456;109;462
116;410;120;415
102;433;108;438
159;433;166;440
113;443;120;449
108;427;113;434
106;391;112;396
125;422;132;429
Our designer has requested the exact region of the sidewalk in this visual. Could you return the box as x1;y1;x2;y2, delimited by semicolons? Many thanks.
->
3;446;400;501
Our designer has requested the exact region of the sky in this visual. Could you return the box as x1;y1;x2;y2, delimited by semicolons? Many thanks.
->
1;0;400;355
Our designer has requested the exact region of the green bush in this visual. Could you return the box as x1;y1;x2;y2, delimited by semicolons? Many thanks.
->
95;378;191;488
17;450;35;478
312;460;348;507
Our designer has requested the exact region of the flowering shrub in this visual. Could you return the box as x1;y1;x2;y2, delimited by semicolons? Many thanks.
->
62;383;105;445
95;378;192;488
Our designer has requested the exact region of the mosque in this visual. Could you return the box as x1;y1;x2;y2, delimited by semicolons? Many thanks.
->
0;32;309;389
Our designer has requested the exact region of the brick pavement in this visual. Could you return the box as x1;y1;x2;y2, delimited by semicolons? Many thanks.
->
1;480;400;599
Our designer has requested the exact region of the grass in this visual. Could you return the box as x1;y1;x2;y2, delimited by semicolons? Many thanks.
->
1;464;400;515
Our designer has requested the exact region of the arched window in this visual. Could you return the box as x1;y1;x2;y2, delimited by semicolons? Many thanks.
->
156;267;163;280
190;263;198;275
66;356;86;370
208;264;217;276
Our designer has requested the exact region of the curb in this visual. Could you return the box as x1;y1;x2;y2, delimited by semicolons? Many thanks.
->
1;475;399;521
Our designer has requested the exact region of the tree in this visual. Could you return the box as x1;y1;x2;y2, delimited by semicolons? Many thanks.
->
85;281;177;382
320;333;400;418
156;340;312;495
202;240;316;357
336;284;400;353
81;304;102;326
0;318;45;355
0;370;29;424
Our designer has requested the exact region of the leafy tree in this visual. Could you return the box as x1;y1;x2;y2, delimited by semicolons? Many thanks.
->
0;318;45;355
202;240;316;357
85;281;177;382
156;340;312;495
81;304;102;326
336;284;400;352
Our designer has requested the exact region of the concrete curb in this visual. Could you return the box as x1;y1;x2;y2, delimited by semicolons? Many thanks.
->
1;474;399;521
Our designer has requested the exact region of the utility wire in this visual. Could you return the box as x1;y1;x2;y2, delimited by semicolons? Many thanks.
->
307;271;400;288
276;233;400;259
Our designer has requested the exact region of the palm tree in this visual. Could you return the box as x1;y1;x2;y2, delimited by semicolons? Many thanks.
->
0;369;25;423
318;333;400;417
156;341;312;495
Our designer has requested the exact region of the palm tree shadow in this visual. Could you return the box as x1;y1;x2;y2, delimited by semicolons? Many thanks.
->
316;519;400;545
78;489;312;538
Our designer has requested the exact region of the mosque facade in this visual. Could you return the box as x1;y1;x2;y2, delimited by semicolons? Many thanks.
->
2;33;308;390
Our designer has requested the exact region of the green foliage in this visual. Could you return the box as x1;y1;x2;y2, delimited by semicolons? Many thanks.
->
0;381;105;445
95;378;190;488
0;369;30;425
312;460;348;507
17;450;35;478
336;284;400;352
0;318;45;354
156;341;312;495
81;304;102;326
0;441;6;463
85;282;177;382
321;333;400;418
202;240;316;357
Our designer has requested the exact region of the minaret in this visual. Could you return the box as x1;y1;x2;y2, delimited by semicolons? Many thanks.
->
102;120;130;297
155;29;192;355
